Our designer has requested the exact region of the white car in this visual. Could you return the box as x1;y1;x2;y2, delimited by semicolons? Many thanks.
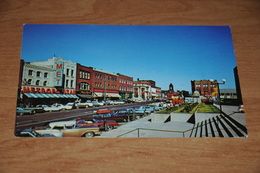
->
53;104;73;110
37;105;60;112
77;102;94;108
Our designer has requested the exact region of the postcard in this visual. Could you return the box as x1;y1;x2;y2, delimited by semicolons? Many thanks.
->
15;24;247;138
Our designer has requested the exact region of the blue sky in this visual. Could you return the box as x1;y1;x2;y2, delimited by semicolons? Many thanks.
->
21;24;237;92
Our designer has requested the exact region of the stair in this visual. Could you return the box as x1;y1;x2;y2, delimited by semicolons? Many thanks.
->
190;113;247;138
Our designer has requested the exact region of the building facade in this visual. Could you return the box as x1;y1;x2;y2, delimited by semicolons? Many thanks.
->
117;73;133;100
191;80;219;97
133;80;161;101
76;64;94;101
92;69;121;100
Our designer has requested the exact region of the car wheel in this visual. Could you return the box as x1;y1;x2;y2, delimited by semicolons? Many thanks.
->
84;132;94;138
106;125;114;131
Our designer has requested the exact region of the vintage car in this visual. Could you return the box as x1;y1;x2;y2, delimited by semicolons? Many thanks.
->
16;107;35;116
16;129;57;137
52;103;73;110
77;102;94;108
36;123;100;137
37;105;61;112
92;101;104;107
94;109;111;114
76;119;119;130
92;111;130;122
24;106;45;113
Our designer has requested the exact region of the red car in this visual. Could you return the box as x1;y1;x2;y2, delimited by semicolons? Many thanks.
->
76;119;119;130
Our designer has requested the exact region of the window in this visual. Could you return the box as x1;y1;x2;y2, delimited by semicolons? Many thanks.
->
28;70;33;76
28;79;32;85
71;70;74;77
66;69;70;76
71;80;74;88
44;72;48;78
36;80;40;85
43;81;47;86
80;82;90;90
36;71;41;77
66;80;69;87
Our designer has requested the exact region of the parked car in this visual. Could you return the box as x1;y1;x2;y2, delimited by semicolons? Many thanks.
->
77;102;94;108
36;105;60;112
16;129;57;137
24;106;45;113
92;101;104;107
76;119;119;130
16;107;35;116
66;102;78;109
36;123;100;137
92;112;129;122
52;103;73;110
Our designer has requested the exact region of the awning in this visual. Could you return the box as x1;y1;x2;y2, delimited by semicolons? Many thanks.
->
77;94;93;98
94;92;103;97
24;93;78;99
107;93;121;98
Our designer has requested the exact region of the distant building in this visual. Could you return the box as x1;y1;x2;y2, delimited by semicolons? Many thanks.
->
133;80;161;101
191;80;219;97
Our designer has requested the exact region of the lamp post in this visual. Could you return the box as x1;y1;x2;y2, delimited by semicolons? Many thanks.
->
210;79;226;111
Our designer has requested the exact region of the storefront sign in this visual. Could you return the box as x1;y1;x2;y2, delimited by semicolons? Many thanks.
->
55;62;64;86
22;86;76;94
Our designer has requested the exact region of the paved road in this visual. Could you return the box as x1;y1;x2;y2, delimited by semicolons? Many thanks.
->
16;102;153;129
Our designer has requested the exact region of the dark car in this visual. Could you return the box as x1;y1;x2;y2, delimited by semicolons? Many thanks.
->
76;119;119;130
16;129;56;137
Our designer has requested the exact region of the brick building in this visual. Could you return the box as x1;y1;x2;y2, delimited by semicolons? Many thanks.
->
191;80;219;96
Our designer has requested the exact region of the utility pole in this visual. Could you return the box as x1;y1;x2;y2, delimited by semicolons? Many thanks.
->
104;75;106;101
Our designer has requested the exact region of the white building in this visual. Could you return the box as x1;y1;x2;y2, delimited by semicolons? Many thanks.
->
22;63;55;87
30;57;77;94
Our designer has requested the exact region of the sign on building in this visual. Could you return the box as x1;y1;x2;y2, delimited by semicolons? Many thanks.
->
55;62;64;86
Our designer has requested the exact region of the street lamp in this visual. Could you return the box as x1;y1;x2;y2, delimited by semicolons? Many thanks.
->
210;79;226;111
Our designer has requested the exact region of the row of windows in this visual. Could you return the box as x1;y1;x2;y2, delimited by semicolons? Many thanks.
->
195;84;216;88
80;71;90;79
66;69;74;77
79;82;90;90
94;82;117;89
25;79;48;86
65;80;74;88
119;79;133;85
28;70;48;78
95;73;117;81
119;86;133;92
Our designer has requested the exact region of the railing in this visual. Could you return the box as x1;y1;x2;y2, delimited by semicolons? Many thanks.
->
117;127;193;138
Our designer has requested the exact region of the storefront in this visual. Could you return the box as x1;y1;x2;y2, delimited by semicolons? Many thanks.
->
22;93;78;106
